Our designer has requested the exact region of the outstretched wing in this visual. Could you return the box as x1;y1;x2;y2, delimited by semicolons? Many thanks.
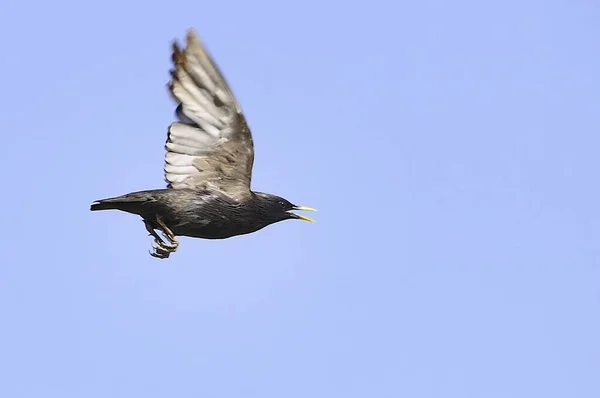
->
164;29;255;199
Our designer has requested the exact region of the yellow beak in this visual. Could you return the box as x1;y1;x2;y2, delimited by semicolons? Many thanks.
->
292;206;317;222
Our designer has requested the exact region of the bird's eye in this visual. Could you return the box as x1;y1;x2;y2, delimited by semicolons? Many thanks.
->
278;200;287;209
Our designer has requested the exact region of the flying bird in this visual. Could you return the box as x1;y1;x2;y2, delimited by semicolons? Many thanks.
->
90;29;316;259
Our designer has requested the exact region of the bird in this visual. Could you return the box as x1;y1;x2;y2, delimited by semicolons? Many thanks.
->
90;29;316;259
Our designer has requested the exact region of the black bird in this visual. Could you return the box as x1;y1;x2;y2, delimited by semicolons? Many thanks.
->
91;29;316;259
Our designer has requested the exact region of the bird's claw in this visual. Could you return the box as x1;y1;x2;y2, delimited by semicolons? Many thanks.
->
149;238;177;259
155;238;178;251
150;247;171;259
143;218;179;259
149;249;170;259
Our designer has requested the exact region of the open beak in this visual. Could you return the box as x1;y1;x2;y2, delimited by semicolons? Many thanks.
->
289;205;317;222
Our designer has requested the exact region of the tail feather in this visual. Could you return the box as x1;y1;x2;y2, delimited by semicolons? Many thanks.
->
90;198;122;211
90;193;153;212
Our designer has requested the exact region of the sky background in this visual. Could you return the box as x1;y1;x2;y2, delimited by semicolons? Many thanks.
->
1;0;599;396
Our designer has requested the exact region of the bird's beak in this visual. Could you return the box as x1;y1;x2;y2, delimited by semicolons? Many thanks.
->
290;206;317;222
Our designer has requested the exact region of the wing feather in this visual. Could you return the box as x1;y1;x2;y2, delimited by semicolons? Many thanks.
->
164;29;254;199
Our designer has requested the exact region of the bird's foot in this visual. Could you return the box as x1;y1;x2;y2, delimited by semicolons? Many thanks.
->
149;239;176;259
160;231;179;249
144;218;179;259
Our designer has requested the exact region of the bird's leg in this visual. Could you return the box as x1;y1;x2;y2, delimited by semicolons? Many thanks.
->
155;216;179;250
144;220;175;259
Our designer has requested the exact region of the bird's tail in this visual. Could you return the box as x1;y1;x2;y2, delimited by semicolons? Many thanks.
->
90;197;123;211
90;192;153;212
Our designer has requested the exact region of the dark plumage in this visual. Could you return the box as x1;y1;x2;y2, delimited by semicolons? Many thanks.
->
90;29;315;259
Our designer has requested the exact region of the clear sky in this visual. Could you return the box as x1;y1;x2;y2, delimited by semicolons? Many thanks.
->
1;0;599;396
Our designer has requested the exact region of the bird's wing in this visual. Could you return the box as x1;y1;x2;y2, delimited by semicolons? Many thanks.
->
163;29;255;200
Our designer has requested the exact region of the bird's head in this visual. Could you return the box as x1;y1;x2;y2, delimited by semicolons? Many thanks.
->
253;192;317;223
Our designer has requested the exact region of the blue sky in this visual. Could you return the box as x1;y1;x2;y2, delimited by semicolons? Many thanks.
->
1;0;599;396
